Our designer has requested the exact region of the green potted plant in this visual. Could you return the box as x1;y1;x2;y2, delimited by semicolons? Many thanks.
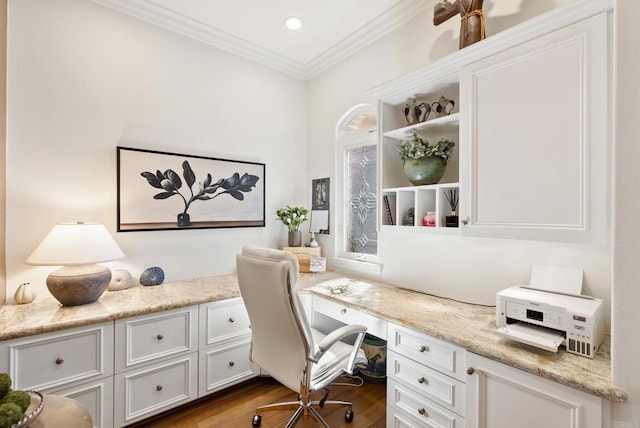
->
276;205;309;247
397;131;455;185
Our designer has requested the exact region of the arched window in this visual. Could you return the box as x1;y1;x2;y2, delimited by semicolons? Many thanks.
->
335;105;379;269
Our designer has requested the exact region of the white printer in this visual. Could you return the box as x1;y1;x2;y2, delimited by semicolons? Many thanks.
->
496;270;605;359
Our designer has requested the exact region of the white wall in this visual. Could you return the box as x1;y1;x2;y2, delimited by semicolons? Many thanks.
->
6;0;308;298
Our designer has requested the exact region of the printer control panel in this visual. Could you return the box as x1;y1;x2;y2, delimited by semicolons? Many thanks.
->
506;301;564;329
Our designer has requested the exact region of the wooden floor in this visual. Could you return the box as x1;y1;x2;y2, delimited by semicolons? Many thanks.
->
128;376;386;428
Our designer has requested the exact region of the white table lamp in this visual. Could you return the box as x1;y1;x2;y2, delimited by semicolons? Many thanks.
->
26;222;125;306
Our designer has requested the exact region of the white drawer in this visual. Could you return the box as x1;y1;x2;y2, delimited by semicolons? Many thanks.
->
0;322;114;391
312;296;387;339
199;298;251;348
50;378;114;428
114;352;198;426
388;350;465;415
387;378;466;428
115;306;198;372
388;323;466;381
387;405;431;428
198;341;259;396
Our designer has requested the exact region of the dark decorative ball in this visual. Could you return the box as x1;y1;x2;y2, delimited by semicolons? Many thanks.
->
139;267;165;286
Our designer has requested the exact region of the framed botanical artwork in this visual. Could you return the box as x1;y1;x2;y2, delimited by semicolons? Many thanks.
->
117;146;265;232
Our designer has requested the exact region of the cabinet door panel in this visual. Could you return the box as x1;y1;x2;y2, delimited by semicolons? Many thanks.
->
0;322;113;391
387;379;463;428
115;306;198;372
199;298;251;348
388;323;466;381
114;353;198;426
198;341;258;396
388;350;465;415
465;352;603;428
313;296;387;339
460;13;609;242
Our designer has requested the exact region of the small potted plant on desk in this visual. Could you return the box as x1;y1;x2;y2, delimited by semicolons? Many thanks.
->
276;205;309;247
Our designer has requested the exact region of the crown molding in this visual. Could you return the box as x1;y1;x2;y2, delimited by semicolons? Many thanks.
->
304;1;431;78
90;0;428;80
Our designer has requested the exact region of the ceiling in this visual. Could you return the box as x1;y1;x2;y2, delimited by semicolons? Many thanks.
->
90;0;430;80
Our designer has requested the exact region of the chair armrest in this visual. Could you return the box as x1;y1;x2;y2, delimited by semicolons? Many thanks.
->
311;324;367;362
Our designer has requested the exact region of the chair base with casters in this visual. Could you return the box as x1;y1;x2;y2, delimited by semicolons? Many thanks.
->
236;245;367;428
251;380;360;427
251;391;355;427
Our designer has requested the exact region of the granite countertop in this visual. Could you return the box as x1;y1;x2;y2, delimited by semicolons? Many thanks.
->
0;271;627;402
0;274;241;341
299;273;627;403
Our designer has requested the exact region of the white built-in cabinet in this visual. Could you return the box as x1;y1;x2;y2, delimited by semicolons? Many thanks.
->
113;305;200;426
0;297;258;428
459;13;610;242
198;298;258;396
0;322;115;428
465;352;604;428
386;323;467;427
310;295;606;428
372;1;611;244
378;74;461;231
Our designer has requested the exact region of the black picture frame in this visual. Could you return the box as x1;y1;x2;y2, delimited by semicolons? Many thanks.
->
117;146;265;232
311;177;330;234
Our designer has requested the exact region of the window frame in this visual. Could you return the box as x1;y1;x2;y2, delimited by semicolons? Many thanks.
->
332;104;381;274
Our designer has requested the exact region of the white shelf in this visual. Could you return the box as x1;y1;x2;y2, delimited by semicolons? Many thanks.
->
382;183;459;229
384;112;460;140
382;182;459;193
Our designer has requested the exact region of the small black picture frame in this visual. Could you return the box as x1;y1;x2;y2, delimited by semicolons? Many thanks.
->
311;177;330;234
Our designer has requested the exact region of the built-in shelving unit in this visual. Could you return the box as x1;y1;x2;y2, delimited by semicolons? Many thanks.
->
376;74;461;232
382;182;459;229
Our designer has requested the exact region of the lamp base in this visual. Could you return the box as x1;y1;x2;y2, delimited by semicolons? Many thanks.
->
46;264;112;306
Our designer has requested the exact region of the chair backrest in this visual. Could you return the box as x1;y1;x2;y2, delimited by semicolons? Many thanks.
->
236;245;314;392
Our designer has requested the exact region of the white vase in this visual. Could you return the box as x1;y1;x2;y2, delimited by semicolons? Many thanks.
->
309;231;319;248
14;282;36;304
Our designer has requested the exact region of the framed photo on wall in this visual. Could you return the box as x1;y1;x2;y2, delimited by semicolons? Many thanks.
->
117;146;265;232
311;177;330;234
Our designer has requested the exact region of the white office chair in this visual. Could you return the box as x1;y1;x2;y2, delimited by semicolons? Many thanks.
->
236;245;367;427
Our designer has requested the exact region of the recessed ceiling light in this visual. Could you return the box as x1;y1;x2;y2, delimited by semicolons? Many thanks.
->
284;16;303;31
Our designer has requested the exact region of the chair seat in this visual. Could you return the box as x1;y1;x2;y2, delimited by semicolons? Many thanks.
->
310;329;367;389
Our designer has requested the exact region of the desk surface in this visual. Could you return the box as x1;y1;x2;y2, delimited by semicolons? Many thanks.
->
0;271;627;402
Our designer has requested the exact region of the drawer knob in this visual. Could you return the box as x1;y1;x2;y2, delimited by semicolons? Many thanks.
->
419;345;429;353
341;308;347;315
157;334;164;340
418;408;427;416
466;367;475;375
228;317;235;323
228;361;235;367
55;357;64;365
156;385;163;391
417;377;426;384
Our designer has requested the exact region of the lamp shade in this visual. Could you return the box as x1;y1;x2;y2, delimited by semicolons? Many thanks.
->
26;222;125;266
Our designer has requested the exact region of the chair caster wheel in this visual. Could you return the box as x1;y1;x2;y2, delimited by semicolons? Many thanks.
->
252;413;262;426
345;408;354;422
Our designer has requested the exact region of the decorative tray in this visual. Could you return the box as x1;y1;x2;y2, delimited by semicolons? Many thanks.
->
12;391;44;428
